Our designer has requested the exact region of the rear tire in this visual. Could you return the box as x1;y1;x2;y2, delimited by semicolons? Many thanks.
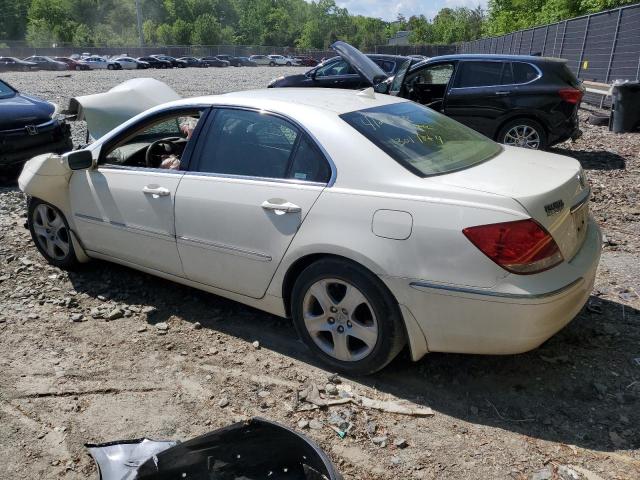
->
291;258;406;375
107;64;114;70
269;61;276;67
28;199;80;270
497;118;547;150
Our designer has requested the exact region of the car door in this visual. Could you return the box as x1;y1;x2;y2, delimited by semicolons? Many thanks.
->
68;107;208;276
445;60;514;137
312;59;365;89
174;107;333;299
399;61;456;112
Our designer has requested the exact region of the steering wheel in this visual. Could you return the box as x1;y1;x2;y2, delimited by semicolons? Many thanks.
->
145;137;182;168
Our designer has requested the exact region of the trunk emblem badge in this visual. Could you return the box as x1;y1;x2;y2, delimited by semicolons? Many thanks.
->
544;199;564;216
25;125;38;135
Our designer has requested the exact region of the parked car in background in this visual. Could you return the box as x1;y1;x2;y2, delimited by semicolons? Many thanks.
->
52;57;91;70
113;57;148;69
268;53;416;90
267;55;298;66
151;55;187;68
215;55;242;66
294;56;318;66
23;56;68;71
83;56;122;70
235;56;257;66
19;82;600;374
201;56;230;67
177;57;209;68
0;79;72;172
0;57;38;72
375;51;584;150
408;54;430;61
138;56;172;69
249;55;271;65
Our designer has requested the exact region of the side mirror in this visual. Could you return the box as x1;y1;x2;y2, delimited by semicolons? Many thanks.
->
66;150;93;170
374;82;389;94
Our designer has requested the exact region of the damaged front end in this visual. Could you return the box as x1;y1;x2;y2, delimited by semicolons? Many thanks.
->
87;418;342;480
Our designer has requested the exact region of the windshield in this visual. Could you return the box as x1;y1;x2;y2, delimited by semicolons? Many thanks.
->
0;80;16;99
340;102;502;177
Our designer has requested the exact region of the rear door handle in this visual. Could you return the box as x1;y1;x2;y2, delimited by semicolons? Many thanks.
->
261;199;301;214
495;91;511;96
143;186;170;197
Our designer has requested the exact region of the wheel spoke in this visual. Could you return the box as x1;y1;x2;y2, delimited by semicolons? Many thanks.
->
33;224;48;237
331;331;351;361
49;214;64;230
53;235;69;256
338;285;367;313
45;239;57;258
304;312;330;333
308;280;334;312
348;321;378;348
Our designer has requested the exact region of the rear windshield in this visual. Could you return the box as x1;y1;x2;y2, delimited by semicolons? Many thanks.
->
340;102;501;177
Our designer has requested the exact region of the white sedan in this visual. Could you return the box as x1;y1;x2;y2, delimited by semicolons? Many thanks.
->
83;56;121;70
19;80;600;375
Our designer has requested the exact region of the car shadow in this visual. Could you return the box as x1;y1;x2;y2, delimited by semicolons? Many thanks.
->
549;147;626;171
67;260;640;453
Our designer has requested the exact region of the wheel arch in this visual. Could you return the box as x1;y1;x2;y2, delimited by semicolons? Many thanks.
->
494;113;548;143
278;251;429;362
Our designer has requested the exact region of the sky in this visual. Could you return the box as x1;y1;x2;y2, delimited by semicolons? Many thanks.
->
334;0;488;22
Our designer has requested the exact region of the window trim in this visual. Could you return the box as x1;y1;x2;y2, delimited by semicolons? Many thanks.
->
97;105;211;170
187;105;336;186
450;60;542;91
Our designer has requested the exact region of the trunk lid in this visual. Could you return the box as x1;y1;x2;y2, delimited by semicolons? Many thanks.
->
434;146;591;261
330;41;388;86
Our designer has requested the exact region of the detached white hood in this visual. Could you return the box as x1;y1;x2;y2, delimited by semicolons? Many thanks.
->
68;78;181;139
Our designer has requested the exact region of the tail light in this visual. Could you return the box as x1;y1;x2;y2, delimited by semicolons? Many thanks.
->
558;88;583;104
463;219;563;274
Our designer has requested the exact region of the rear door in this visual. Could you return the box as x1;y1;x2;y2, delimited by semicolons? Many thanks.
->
312;59;365;89
174;107;333;298
445;60;514;137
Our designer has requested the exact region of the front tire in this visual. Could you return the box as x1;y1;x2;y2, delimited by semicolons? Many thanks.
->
28;199;79;270
107;64;114;70
497;118;547;150
269;61;276;67
291;258;406;375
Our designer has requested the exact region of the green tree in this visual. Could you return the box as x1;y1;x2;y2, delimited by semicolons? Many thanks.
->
191;13;221;44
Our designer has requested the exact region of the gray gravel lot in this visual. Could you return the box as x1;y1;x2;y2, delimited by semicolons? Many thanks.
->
1;68;639;480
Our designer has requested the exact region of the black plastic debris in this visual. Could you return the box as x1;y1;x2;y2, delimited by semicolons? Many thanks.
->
87;417;342;480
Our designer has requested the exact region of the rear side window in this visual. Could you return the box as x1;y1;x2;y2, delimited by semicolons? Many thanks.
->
455;61;509;88
194;109;330;182
340;102;501;177
374;60;395;73
512;62;539;84
556;63;580;87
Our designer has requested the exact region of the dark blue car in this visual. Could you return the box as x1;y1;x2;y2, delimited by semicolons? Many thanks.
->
0;79;72;171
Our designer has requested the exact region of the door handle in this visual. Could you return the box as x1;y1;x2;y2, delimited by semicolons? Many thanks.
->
143;185;170;197
495;91;511;95
261;199;301;214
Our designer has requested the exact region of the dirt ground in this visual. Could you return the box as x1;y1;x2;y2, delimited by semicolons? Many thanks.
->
1;69;639;479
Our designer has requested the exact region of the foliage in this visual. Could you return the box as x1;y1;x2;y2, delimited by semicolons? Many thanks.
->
2;0;635;48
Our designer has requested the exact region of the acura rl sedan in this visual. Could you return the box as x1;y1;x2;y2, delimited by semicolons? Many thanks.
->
19;80;600;374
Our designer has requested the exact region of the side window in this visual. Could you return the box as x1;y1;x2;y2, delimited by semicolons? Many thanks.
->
373;60;395;73
454;61;503;88
512;62;539;84
289;136;331;183
315;60;354;77
102;110;204;169
407;63;454;86
196;109;299;179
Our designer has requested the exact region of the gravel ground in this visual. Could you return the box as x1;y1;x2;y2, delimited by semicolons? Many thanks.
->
1;69;639;480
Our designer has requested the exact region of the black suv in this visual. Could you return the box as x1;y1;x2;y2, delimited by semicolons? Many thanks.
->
268;54;417;90
275;42;584;150
383;53;583;149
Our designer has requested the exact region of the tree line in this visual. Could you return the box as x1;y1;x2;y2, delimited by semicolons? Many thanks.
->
0;0;636;50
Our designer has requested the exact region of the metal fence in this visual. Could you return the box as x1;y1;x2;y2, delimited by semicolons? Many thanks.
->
0;42;335;60
458;3;640;84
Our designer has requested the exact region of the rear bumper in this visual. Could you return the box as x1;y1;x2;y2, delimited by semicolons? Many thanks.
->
0;120;72;167
384;218;601;358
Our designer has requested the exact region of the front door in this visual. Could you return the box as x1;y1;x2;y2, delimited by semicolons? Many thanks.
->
400;62;456;111
445;60;514;137
69;108;208;276
312;59;365;89
175;107;333;298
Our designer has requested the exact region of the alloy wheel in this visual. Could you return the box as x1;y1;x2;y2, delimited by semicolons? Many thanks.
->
302;278;378;362
32;204;70;261
503;125;541;149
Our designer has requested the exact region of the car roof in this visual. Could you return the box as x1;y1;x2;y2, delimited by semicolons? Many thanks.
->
421;53;567;63
164;88;407;116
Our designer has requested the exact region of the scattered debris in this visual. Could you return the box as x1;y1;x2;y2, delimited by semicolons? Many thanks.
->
252;340;260;349
359;397;434;417
218;397;229;408
393;438;408;449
